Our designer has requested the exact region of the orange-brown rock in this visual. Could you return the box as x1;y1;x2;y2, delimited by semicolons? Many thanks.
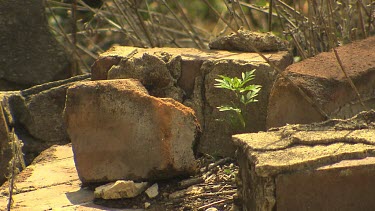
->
91;46;292;156
64;79;200;183
267;36;375;128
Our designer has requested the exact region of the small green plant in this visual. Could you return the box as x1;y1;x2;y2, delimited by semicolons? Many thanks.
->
214;69;261;129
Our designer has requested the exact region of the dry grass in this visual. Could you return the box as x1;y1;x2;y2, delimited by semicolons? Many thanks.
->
45;0;373;118
46;0;375;68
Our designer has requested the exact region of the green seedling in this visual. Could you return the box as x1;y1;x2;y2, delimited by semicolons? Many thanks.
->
214;69;261;129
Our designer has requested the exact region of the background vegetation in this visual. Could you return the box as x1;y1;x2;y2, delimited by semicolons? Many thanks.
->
45;0;375;73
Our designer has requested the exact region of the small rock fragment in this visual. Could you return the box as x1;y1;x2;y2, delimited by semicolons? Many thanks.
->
94;180;148;199
144;202;151;209
205;208;218;211
145;183;159;199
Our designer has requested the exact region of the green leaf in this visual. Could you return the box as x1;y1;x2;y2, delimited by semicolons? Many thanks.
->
223;168;231;175
214;70;261;130
217;106;241;113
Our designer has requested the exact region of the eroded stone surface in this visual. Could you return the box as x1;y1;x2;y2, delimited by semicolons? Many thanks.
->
0;145;136;211
0;0;71;89
267;36;375;128
0;75;90;165
276;157;375;211
233;110;375;211
17;74;90;143
0;100;11;184
209;29;288;52
92;46;292;156
64;79;200;183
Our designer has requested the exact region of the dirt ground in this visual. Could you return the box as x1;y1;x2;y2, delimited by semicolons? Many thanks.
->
0;146;241;211
92;155;241;211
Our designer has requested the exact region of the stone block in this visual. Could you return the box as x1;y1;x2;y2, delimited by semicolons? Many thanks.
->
267;36;375;129
64;79;200;183
17;74;90;143
276;158;375;211
233;110;375;211
0;75;90;165
209;29;288;52
0;0;71;89
91;46;292;156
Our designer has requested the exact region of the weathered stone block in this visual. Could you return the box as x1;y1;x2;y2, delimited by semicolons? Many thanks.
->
17;74;90;143
209;29;288;52
0;0;71;89
0;75;90;165
92;46;292;156
0;99;11;184
267;36;375;129
233;110;375;211
64;79;200;183
276;158;375;211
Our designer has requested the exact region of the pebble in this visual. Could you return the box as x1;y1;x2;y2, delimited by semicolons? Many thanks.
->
144;202;151;209
145;183;159;199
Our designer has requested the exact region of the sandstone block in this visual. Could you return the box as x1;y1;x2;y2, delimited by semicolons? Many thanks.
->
233;110;375;211
91;46;292;156
0;0;71;90
0;75;90;166
16;74;90;143
267;36;375;129
209;29;288;52
64;79;200;183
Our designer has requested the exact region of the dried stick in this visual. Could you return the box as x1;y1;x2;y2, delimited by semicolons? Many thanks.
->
1;102;13;211
333;48;367;110
46;1;90;71
172;0;205;48
268;0;273;31
235;0;251;30
187;190;236;199
197;198;233;210
159;0;202;49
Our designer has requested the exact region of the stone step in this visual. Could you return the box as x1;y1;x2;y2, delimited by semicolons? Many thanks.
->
233;110;375;211
0;145;142;211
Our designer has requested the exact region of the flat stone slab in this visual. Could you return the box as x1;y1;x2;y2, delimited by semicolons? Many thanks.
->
233;110;375;211
0;145;140;211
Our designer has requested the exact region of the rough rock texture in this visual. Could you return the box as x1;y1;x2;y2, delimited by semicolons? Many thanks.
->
16;74;90;143
209;29;288;52
91;46;292;156
267;36;375;129
0;101;11;184
0;75;90;165
0;145;137;210
107;51;184;102
145;183;159;199
233;110;375;211
64;79;200;183
94;180;148;199
0;0;71;90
